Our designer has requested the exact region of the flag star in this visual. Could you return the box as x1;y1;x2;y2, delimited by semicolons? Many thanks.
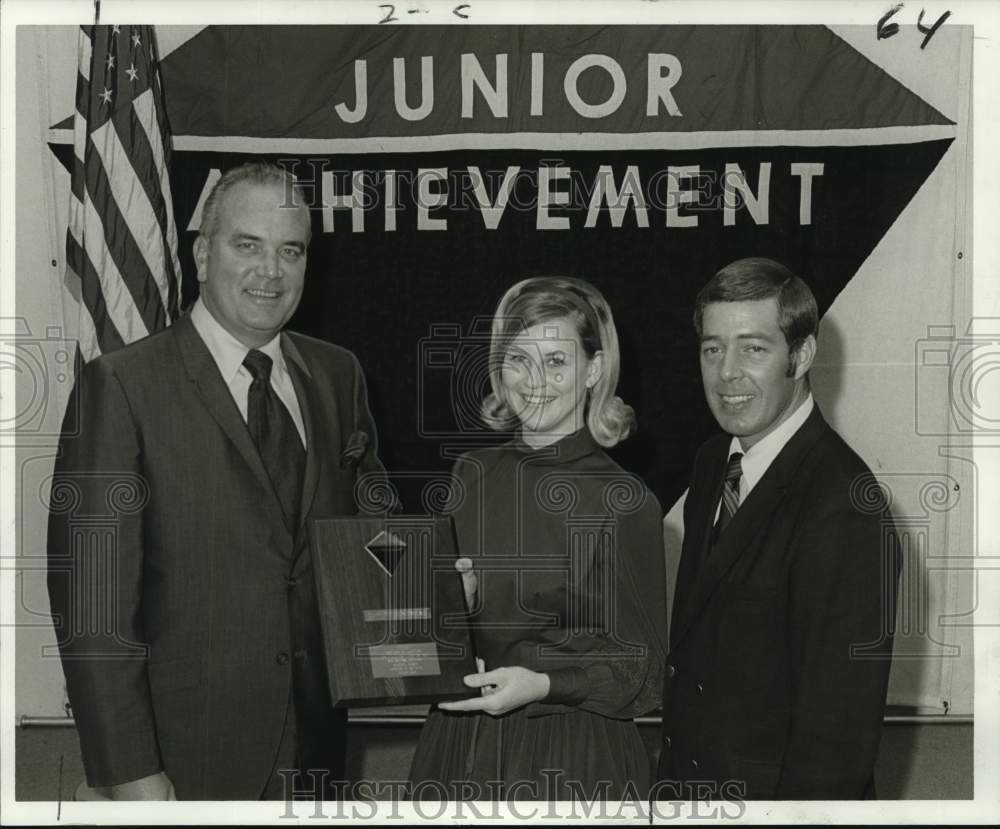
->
105;54;115;70
126;64;139;82
99;88;112;104
131;32;141;48
112;25;121;35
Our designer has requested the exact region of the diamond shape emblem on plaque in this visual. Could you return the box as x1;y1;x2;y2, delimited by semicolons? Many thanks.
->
364;529;407;576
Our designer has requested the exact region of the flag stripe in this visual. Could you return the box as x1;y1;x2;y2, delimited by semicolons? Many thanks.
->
76;187;153;344
65;234;127;355
126;90;182;316
81;140;166;335
137;82;184;313
70;30;91;205
75;72;91;115
69;152;86;204
77;27;92;83
97;107;174;318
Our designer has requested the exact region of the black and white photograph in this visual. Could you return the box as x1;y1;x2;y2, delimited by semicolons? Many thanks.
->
1;0;997;823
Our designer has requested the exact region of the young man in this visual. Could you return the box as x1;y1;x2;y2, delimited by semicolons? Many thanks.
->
657;257;899;800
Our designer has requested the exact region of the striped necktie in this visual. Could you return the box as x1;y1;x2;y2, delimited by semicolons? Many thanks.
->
713;451;743;543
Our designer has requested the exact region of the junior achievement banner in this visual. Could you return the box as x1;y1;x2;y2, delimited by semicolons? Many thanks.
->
49;24;956;511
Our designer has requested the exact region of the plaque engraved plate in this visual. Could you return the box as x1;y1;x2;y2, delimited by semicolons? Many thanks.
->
311;515;476;707
362;607;431;623
368;642;441;679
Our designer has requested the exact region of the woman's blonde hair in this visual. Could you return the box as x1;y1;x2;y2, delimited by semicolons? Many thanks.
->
481;276;635;448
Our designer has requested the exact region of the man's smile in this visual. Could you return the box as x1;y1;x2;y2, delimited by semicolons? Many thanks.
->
718;392;754;407
244;287;281;300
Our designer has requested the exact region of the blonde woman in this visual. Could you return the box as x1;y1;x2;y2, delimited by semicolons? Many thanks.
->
409;277;667;801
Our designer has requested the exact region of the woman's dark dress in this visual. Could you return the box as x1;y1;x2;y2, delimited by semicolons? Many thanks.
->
409;429;667;800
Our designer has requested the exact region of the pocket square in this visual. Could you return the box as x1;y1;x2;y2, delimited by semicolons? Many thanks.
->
340;430;370;467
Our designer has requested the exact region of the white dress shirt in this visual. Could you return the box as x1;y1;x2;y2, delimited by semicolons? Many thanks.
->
190;298;307;448
715;393;814;521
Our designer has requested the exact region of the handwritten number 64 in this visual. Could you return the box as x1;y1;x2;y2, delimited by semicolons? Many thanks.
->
877;4;952;49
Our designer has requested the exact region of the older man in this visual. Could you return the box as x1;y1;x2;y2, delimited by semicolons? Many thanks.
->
657;258;899;800
48;162;385;799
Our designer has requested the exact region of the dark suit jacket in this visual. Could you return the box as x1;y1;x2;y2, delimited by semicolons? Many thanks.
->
656;406;899;800
47;314;386;799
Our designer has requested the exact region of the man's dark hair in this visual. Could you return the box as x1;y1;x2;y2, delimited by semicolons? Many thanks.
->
693;257;819;353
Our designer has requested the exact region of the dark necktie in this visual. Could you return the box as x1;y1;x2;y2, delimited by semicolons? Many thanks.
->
713;451;743;543
243;349;306;530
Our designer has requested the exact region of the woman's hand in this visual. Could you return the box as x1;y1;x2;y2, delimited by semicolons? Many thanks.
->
438;666;550;717
455;556;477;609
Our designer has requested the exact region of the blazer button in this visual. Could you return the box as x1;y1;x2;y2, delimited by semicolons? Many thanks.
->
286;576;299;588
663;735;672;748
275;651;290;665
690;759;699;769
696;682;704;695
666;664;676;678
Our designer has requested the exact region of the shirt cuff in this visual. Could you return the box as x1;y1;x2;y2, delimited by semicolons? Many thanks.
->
543;666;591;706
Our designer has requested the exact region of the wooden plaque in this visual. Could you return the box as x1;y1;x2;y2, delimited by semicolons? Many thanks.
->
310;515;477;708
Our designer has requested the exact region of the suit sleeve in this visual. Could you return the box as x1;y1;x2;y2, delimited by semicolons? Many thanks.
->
46;359;162;787
346;352;394;513
528;493;669;720
775;478;899;798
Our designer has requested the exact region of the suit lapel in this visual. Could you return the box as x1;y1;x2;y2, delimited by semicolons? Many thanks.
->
669;443;726;645
173;314;289;538
692;447;728;570
282;333;335;531
670;407;831;648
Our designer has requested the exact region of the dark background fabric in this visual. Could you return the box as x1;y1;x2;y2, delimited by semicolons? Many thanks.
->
156;140;950;511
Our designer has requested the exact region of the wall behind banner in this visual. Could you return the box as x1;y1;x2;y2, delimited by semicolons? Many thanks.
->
12;24;975;723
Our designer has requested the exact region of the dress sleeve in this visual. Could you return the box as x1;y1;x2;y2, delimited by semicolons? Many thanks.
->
526;490;668;720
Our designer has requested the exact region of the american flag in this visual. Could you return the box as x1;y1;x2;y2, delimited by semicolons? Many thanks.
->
65;24;182;362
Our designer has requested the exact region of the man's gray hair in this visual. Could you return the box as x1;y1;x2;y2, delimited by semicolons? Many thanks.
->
198;162;311;241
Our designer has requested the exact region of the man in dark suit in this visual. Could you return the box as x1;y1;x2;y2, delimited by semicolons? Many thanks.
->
47;162;385;800
656;258;899;800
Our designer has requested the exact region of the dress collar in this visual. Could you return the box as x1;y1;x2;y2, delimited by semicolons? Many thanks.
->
508;427;601;465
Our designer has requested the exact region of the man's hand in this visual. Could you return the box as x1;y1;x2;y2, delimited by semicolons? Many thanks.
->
455;556;477;609
110;771;176;800
438;666;550;717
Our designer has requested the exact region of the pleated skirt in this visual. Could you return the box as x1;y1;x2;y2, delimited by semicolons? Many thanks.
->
408;707;651;801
